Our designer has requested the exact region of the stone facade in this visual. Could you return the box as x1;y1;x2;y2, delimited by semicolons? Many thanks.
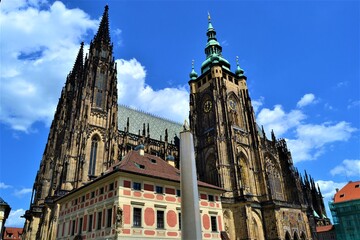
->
23;5;328;240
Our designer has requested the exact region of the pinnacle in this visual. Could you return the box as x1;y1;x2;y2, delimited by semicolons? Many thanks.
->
94;5;111;45
71;42;84;78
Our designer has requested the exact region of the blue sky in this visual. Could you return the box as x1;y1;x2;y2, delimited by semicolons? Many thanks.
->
0;0;359;227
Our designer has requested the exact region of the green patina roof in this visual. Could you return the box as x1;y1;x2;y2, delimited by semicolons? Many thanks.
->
118;105;182;142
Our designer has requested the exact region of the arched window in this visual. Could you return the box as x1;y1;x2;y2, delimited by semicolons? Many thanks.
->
238;156;250;194
205;155;219;186
89;135;99;176
265;156;284;200
95;72;106;108
294;232;299;240
285;232;291;240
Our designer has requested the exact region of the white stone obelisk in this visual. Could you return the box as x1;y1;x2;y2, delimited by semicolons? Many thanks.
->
180;120;202;240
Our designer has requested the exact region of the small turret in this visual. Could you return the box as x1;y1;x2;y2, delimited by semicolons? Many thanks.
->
271;129;276;142
235;56;245;78
189;60;198;80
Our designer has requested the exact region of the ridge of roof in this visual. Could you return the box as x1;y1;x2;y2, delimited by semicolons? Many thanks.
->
118;104;182;126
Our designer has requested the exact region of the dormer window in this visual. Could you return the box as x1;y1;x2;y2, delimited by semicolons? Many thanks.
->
135;163;145;169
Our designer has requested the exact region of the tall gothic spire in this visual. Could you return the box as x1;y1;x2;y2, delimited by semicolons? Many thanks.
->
71;42;84;78
94;5;111;45
201;14;230;73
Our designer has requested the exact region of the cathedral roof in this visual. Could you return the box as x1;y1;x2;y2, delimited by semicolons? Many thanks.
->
118;105;182;141
334;181;360;203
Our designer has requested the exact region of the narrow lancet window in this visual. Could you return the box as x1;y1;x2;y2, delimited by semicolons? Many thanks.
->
95;72;106;108
89;135;99;176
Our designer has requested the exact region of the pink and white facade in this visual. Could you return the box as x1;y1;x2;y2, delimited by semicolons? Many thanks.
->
55;150;225;239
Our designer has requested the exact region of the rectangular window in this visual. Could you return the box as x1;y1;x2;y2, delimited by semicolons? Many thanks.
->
155;186;163;194
133;182;141;191
97;211;102;230
88;214;93;232
71;220;76;236
100;187;104;195
211;216;217;232
78;218;83;235
208;195;214;202
107;208;112;228
176;189;181;197
157;210;164;229
178;212;181;229
133;208;142;227
91;191;95;198
109;182;114;191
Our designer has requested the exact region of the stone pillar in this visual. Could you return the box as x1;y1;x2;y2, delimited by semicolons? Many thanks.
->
180;121;202;240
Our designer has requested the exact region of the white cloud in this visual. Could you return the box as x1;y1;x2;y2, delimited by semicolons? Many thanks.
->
0;0;98;132
251;97;264;114
330;159;360;177
257;104;306;136
0;1;189;132
6;208;26;228
0;182;12;189
316;180;347;200
287;121;356;162
297;93;316;108
316;180;347;219
14;188;32;198
347;100;360;109
117;59;189;123
257;99;356;163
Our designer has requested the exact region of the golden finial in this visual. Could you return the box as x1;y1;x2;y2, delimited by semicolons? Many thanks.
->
208;12;211;22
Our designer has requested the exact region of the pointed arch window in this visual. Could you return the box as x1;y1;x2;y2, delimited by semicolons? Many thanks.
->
89;135;99;176
95;71;106;108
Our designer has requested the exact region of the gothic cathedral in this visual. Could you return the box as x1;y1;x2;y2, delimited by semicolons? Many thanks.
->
23;6;328;240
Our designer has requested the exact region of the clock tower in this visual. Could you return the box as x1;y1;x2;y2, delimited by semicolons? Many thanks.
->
188;16;312;240
189;15;261;200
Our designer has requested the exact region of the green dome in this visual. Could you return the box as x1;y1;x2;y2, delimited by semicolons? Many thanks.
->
189;61;198;80
235;65;244;76
201;15;231;74
206;39;220;47
235;56;245;77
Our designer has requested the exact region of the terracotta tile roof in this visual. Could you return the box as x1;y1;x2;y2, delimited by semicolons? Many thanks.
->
316;225;334;233
113;150;224;191
3;227;23;240
334;181;360;203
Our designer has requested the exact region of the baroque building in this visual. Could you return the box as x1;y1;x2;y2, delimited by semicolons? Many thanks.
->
23;6;328;240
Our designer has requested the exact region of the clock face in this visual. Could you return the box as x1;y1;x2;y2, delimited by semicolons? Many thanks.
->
203;100;212;113
229;99;236;110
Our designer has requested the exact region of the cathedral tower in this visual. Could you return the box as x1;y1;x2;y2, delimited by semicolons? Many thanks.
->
189;15;313;240
189;14;260;200
23;6;118;239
